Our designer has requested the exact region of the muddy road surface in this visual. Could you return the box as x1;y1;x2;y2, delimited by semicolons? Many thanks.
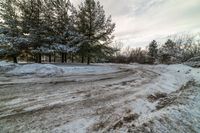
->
0;64;162;133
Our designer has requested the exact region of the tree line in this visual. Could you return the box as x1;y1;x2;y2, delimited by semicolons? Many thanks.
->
0;0;115;64
110;34;200;64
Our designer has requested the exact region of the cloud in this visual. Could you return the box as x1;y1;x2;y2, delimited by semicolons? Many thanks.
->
71;0;200;48
133;0;166;16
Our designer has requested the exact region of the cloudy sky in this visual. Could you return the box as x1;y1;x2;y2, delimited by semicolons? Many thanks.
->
73;0;200;48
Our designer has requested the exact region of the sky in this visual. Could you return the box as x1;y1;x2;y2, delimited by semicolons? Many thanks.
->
73;0;200;48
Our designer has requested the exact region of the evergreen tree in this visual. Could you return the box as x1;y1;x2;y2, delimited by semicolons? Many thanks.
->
47;0;80;63
76;0;115;64
0;0;22;63
0;0;116;64
162;39;177;56
41;0;56;62
148;40;158;59
158;39;181;64
19;0;45;63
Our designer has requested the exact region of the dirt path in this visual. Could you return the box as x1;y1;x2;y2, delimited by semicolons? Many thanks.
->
0;65;160;133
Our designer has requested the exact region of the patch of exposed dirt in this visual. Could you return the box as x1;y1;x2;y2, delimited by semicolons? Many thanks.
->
156;80;195;110
147;92;167;103
90;111;139;132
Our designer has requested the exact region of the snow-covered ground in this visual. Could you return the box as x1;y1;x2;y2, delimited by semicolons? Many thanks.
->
0;62;199;133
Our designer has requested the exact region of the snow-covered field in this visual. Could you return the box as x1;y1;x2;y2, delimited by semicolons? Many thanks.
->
0;61;200;133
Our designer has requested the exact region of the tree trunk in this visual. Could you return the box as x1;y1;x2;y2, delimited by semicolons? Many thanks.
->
13;56;18;63
87;56;90;65
61;53;64;63
26;54;29;63
34;55;37;63
64;54;67;63
81;56;84;63
54;54;56;63
38;54;42;63
71;54;74;63
49;55;51;63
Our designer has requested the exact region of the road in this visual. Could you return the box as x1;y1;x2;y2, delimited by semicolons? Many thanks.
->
1;64;199;133
0;65;159;133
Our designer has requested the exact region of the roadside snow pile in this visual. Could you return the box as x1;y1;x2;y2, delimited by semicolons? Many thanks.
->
184;56;200;68
0;61;14;67
7;64;64;76
61;65;116;75
166;64;200;83
0;61;18;72
7;63;117;76
127;81;200;133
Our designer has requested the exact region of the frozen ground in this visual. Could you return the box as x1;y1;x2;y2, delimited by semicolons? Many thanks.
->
0;62;200;133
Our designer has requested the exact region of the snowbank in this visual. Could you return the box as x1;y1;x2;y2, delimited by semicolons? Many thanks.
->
7;64;64;76
184;56;200;68
117;64;200;133
0;61;14;67
166;64;200;83
0;61;18;72
127;81;200;133
184;61;200;68
7;63;118;76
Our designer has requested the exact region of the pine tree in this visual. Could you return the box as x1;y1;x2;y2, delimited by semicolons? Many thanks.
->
76;0;115;64
0;0;22;63
148;40;158;59
19;0;45;63
0;0;116;64
42;0;58;62
158;39;181;64
49;0;80;63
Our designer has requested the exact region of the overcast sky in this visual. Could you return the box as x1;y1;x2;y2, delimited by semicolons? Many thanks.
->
73;0;200;48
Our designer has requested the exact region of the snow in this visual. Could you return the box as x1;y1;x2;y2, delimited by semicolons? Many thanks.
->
6;63;118;76
6;98;24;105
7;64;64;76
0;61;18;71
0;61;15;67
129;99;157;115
129;80;200;133
166;64;200;83
52;44;78;53
183;56;200;67
186;61;200;67
116;64;193;119
53;118;96;133
115;64;200;132
24;104;44;112
61;65;117;75
149;65;191;92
